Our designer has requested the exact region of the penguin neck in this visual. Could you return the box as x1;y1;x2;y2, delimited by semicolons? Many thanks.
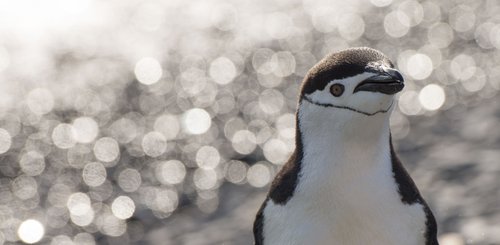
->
296;99;392;186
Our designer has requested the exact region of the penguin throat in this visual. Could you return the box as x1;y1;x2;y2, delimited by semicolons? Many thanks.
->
297;105;392;187
297;99;392;151
302;96;393;116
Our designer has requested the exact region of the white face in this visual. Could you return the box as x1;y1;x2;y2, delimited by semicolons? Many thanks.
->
302;71;396;116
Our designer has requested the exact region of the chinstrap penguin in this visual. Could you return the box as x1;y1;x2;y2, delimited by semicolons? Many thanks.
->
253;47;438;245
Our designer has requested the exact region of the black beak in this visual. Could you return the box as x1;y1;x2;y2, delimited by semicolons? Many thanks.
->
354;67;404;95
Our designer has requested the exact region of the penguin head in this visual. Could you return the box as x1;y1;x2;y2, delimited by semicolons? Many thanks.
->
300;47;404;117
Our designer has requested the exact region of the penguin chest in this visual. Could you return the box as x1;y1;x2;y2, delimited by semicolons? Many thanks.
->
262;175;428;245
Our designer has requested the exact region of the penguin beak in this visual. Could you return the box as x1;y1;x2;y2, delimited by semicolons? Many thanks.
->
354;67;404;95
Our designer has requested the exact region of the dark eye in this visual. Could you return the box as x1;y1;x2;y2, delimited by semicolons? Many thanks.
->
330;83;344;97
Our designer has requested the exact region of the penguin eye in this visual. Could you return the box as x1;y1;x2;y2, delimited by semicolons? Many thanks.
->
330;83;344;97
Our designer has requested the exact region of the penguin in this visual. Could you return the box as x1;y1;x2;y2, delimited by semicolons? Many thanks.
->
253;47;438;245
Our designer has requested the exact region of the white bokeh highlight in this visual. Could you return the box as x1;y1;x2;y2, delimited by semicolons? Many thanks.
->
18;219;44;244
135;57;163;85
182;108;211;135
93;137;120;162
0;128;12;154
112;196;135;219
419;84;446;111
72;117;99;144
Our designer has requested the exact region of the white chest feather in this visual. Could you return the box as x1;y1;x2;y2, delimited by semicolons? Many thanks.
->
262;101;427;245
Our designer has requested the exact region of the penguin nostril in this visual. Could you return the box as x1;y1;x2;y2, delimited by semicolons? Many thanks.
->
330;84;345;97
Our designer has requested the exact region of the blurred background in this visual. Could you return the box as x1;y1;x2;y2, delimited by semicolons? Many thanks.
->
0;0;499;244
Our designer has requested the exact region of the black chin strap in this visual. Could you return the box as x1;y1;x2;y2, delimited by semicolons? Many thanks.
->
302;96;393;116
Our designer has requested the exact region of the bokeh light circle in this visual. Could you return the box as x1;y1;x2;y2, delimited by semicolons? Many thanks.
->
109;118;138;144
155;160;186;185
263;139;290;164
73;117;99;144
182;108;211;135
419;84;446;111
82;162;107;187
99;214;127;237
0;128;12;154
450;54;476;81
19;151;45;176
196;146;221;169
154;114;180;140
112;196;135;219
93;137;120;162
142;131;167;157
337;14;365;41
398;90;422;116
225;160;247;184
259;89;284;114
247;163;271;188
70;208;94;227
52;123;77;149
73;232;96;245
67;192;92;216
135;57;163;85
193;169;218;190
384;11;410;38
26;88;54;115
272;51;296;77
118;168;142;192
231;130;257;155
449;5;475;32
406;53;433;80
11;175;38;200
17;219;44;244
209;57;237;85
428;22;454;48
370;0;392;7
